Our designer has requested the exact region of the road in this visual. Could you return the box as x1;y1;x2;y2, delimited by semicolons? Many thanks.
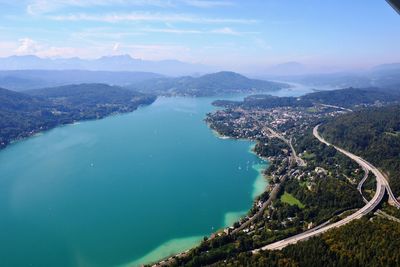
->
231;181;283;234
357;167;370;203
252;124;387;252
356;157;400;208
232;126;306;235
320;104;353;112
375;210;400;223
264;126;306;167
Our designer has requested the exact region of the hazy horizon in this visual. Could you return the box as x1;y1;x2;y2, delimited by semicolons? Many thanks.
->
0;0;399;74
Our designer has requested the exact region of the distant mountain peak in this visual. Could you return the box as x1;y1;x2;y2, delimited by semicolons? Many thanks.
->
371;63;400;72
99;54;136;60
204;71;246;77
9;55;41;59
128;71;289;96
0;55;216;76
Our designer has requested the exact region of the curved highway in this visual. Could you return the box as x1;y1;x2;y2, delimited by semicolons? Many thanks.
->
252;124;388;252
357;158;400;208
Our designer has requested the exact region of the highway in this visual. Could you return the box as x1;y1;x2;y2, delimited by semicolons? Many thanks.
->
356;157;400;208
319;104;353;112
252;124;388;252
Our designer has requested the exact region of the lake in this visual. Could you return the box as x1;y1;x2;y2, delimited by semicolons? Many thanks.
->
0;95;270;267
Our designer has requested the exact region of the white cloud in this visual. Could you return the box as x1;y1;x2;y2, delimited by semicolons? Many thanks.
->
210;27;259;36
72;27;145;40
26;0;233;15
142;27;258;35
26;0;174;15
15;38;41;54
72;26;258;40
1;37;192;61
112;42;120;52
210;27;239;35
6;37;95;58
141;28;202;34
48;12;258;24
182;0;234;8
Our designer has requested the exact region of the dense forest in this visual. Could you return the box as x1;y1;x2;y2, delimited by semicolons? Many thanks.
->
0;84;156;149
127;71;289;96
213;94;314;109
320;104;400;195
213;87;400;109
212;218;400;267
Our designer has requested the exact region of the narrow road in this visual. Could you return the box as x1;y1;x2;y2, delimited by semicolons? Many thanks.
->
375;210;400;223
231;181;283;234
288;137;306;167
264;127;306;167
252;124;387;252
357;167;370;203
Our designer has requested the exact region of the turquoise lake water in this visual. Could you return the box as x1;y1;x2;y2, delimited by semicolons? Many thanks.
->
0;96;269;267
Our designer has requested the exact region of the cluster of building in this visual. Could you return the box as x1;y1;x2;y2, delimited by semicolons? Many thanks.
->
205;103;353;235
206;105;348;141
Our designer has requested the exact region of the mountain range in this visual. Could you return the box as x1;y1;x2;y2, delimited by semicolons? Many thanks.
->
263;63;400;89
1;55;399;91
0;55;216;76
127;71;289;97
0;70;163;91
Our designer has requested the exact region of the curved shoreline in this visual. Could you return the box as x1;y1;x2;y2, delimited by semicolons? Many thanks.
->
0;96;271;267
1;100;156;151
149;130;271;266
131;145;269;267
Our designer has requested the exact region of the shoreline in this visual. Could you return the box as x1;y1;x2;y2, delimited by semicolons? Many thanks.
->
149;127;272;267
211;127;270;200
1;96;271;267
0;101;155;152
141;141;269;267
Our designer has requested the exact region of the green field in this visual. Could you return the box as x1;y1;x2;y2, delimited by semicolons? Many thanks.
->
280;192;305;208
385;131;400;137
302;151;315;160
307;107;318;113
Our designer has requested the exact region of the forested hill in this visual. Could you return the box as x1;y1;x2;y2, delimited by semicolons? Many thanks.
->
0;87;50;110
213;87;400;109
207;218;400;267
320;105;400;195
127;71;289;97
25;83;153;107
0;84;156;149
0;70;163;91
305;87;400;107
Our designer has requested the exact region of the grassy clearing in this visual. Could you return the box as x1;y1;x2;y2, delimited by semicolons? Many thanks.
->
385;131;400;137
280;191;305;209
307;107;318;113
302;151;315;160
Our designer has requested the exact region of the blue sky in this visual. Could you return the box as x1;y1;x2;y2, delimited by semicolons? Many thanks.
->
0;0;399;71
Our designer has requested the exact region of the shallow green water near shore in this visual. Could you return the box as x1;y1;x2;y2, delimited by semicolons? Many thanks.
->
0;96;268;267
